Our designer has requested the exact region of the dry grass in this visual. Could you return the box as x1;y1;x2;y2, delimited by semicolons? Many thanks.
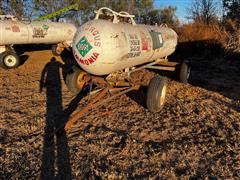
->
0;51;240;179
176;22;228;43
174;21;240;57
223;20;240;53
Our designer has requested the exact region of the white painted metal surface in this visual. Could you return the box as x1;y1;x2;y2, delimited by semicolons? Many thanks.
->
0;46;6;53
0;19;76;46
72;8;178;76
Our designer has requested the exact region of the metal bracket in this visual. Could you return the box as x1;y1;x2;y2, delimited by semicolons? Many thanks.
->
127;59;179;76
94;7;136;25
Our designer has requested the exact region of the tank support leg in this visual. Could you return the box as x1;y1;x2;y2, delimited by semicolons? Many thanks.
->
0;45;6;54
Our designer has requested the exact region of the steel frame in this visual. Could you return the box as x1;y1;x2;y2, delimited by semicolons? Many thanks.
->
53;58;180;135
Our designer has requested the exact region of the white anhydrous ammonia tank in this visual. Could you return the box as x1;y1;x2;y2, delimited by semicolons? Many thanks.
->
72;16;178;76
0;20;76;45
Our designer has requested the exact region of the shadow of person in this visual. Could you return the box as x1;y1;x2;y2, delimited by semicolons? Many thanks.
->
18;54;29;66
40;57;72;179
59;49;79;83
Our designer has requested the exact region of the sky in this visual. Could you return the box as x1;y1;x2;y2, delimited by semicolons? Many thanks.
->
154;0;191;22
154;0;222;23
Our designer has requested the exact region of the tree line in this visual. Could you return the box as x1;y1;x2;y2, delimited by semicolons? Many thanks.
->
0;0;239;26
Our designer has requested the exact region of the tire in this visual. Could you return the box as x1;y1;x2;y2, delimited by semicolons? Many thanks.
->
65;66;83;94
51;45;61;56
147;76;167;112
0;55;4;68
179;62;191;84
0;51;20;69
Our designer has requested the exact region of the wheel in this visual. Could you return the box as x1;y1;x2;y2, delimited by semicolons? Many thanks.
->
52;45;62;56
179;62;191;83
0;55;3;68
146;76;167;112
0;51;20;69
65;66;84;94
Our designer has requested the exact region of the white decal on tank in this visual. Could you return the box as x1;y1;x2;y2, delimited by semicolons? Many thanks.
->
5;27;11;31
128;34;140;58
32;26;48;38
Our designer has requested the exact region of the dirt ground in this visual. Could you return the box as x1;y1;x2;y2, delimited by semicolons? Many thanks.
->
0;50;240;179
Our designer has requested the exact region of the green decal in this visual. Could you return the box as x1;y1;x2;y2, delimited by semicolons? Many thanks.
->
42;24;49;30
76;36;93;57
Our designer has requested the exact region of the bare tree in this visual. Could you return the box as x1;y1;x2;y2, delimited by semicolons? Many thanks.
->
139;6;179;26
0;0;33;17
32;0;154;23
223;0;240;23
188;0;217;24
76;0;154;24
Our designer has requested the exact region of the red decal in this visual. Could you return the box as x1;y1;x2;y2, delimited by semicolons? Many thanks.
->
88;57;94;64
73;49;100;65
92;55;97;61
92;30;99;36
94;35;100;41
89;27;95;32
79;59;84;64
94;42;101;47
93;52;99;59
12;25;20;32
140;32;149;51
84;60;89;65
88;26;101;47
